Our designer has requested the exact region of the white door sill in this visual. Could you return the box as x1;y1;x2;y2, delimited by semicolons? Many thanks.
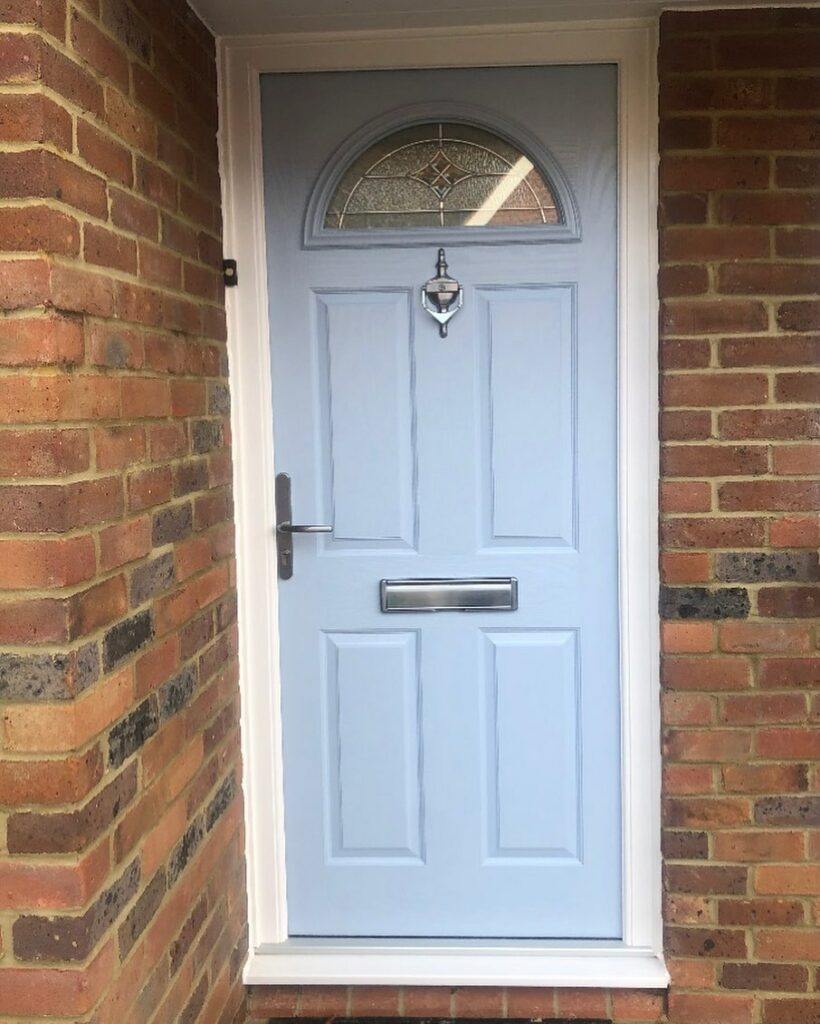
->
245;939;670;988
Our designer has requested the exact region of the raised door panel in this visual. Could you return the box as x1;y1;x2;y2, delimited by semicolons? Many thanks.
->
478;286;576;548
323;631;424;861
316;290;417;549
482;630;581;862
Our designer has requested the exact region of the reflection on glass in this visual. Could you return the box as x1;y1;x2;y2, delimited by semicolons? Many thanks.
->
324;122;561;230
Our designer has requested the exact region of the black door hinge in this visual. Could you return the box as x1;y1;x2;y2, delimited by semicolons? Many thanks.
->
223;259;238;287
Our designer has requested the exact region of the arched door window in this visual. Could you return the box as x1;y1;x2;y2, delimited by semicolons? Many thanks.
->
323;122;563;231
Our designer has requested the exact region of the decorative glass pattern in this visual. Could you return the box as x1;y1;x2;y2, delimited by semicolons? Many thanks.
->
324;122;561;230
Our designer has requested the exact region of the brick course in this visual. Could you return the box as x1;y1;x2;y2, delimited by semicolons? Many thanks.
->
0;0;246;1022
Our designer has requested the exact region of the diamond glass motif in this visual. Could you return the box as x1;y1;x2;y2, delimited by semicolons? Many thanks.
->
410;151;472;199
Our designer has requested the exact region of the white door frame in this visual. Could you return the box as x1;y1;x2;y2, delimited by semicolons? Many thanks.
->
219;18;665;988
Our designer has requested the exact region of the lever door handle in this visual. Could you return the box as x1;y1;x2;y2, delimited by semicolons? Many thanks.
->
277;523;332;534
275;473;333;579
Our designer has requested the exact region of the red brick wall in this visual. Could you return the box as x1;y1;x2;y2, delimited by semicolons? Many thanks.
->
659;8;819;1024
0;1;246;1022
247;8;819;1024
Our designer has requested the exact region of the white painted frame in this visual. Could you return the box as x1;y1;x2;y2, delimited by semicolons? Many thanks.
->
219;18;665;989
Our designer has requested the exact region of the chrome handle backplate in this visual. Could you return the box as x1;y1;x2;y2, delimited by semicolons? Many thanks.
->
275;472;332;579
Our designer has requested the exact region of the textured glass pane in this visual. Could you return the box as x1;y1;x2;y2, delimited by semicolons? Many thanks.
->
373;142;443;177
441;178;503;213
341;211;444;229
439;141;510;175
444;208;543;227
323;121;561;231
346;178;438;214
446;124;521;165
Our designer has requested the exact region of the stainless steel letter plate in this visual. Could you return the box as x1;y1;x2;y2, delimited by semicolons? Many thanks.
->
380;578;518;613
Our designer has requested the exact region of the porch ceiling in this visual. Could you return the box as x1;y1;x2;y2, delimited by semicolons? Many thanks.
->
188;0;782;37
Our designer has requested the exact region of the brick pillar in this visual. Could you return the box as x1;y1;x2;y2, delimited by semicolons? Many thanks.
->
659;8;820;1024
0;2;246;1022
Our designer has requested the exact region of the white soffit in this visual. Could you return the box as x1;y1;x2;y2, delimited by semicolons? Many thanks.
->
189;0;806;37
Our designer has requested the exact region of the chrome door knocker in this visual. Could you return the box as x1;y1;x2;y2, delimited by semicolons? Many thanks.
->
421;248;463;338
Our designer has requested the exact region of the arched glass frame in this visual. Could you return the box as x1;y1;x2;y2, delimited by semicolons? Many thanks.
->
323;121;562;231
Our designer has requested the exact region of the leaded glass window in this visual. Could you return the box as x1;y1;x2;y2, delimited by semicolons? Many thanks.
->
324;122;561;230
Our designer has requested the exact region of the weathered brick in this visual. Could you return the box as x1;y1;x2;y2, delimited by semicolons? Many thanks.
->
152;502;193;546
128;465;173;512
664;830;709;860
130;552;176;605
84;223;138;274
7;763;137;854
663;656;751;692
111;186;159;239
720;621;810;654
720;192;820;226
662;155;769;191
720;334;820;367
205;771;236;831
776;228;820;259
759;659;820;690
765;999;820;1024
667;864;747;895
0;91;72;148
108;695;159;767
103;609;154;670
0;149;107;217
755;798;820;828
118;867;166;958
99;517;151;571
13;860;140;962
0;747;104;806
101;0;152;61
718;262;820;296
0;315;85;368
208;382;230;416
135;634;181;698
719;480;820;512
663;444;768;478
148;421;188;459
180;609;214;659
173;458;208;496
191;418;222;454
0;645;98;702
719;899;804;927
170;895;208;974
158;664;197;721
663;299;768;335
77;118;133;186
105;86;157;155
720;409;820;441
774;445;820;475
665;926;747;959
168;818;204;884
663;225;770;262
661;587;750;621
0;206;80;257
777;156;820;189
0;428;89;477
660;117;713;152
716;551;820;583
69;576;128;638
758;587;820;619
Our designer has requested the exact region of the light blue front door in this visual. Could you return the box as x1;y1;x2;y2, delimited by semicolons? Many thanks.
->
261;64;621;939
